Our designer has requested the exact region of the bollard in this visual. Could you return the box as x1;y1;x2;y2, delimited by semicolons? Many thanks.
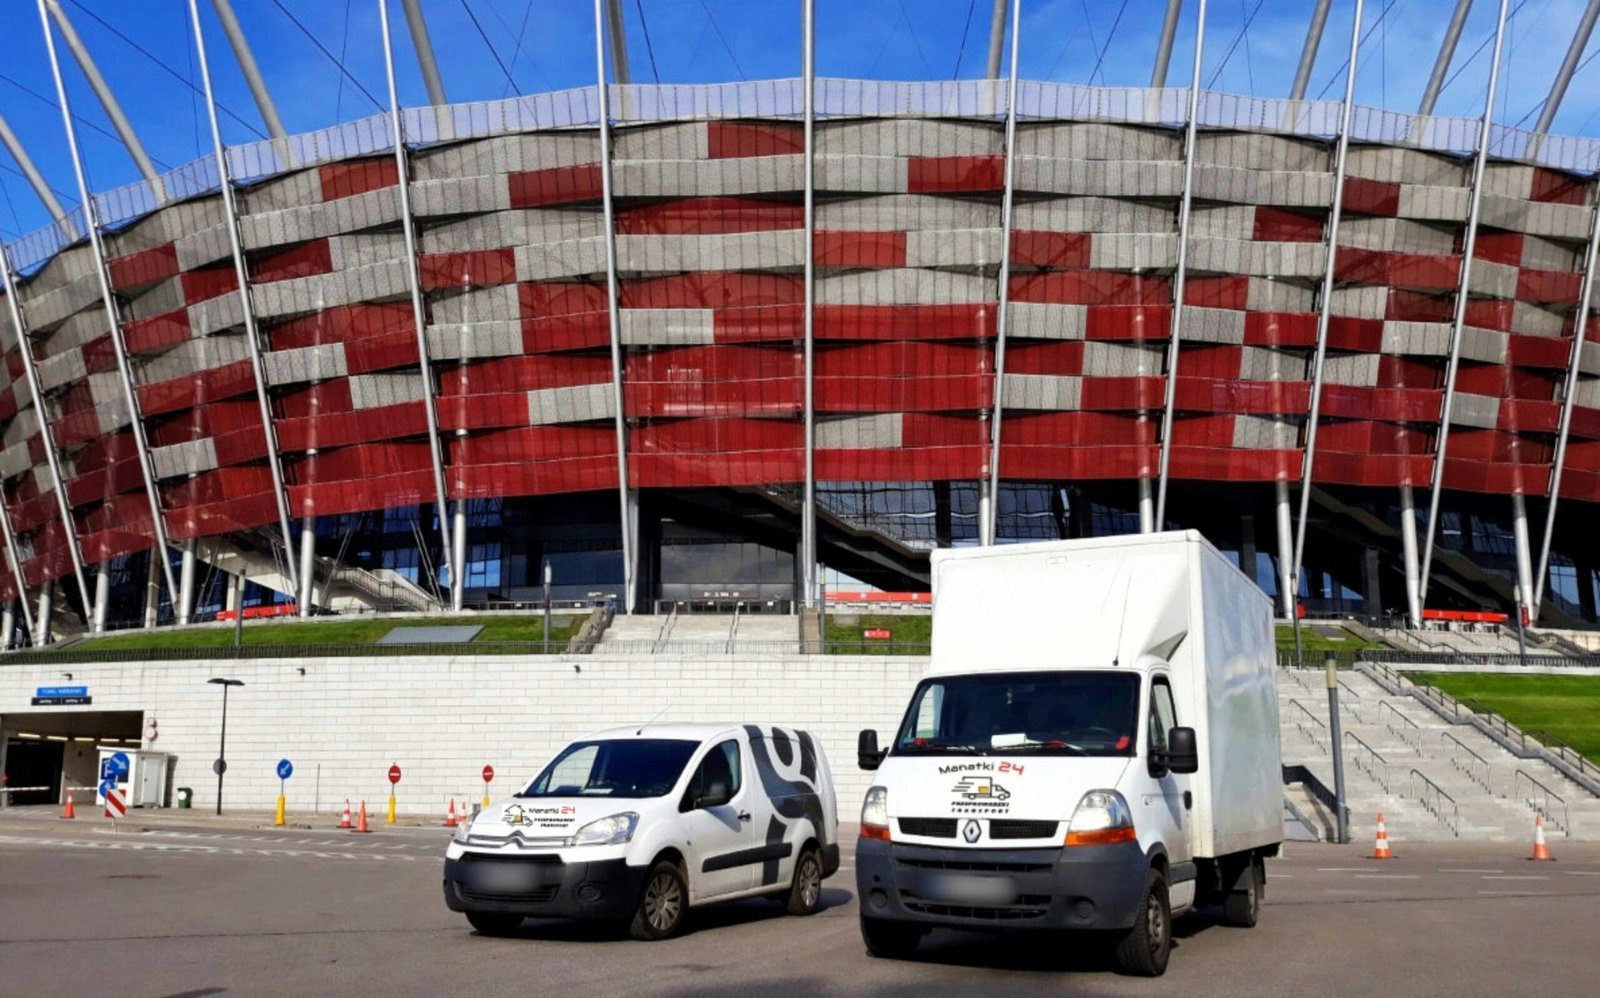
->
387;792;397;825
274;793;286;827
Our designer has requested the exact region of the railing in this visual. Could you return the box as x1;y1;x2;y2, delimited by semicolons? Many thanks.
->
1285;699;1328;751
1440;731;1494;794
651;604;680;654
1408;769;1461;837
1376;700;1424;748
726;602;744;655
1526;729;1600;784
1343;731;1392;792
1461;699;1533;752
1282;764;1352;835
1513;770;1570;837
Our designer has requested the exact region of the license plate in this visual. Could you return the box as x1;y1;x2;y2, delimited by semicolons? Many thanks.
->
920;872;1017;904
469;863;550;893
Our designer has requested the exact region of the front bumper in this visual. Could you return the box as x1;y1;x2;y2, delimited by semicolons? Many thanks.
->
443;851;646;921
854;837;1149;931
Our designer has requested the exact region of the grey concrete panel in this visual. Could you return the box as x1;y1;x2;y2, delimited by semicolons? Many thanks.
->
1397;185;1471;222
616;156;810;198
0;441;30;481
1245;278;1315;312
188;294;245;339
617;230;806;273
904;228;1003;269
349;373;425;410
262;341;349;386
138;335;251;385
527;383;615;425
1519;234;1579;272
1449;392;1501;429
1232;414;1299;449
429;285;519;324
1178;306;1247;344
1580;341;1600;377
1338;218;1459;255
814;154;908;194
1190;165;1335;207
422;209;603;252
1381;320;1453;357
1240;346;1306;381
1458;325;1510;365
1012;196;1174;234
126;276;186;320
613;122;710;160
816;269;993;305
1090;232;1179;270
1346;146;1465;186
817;119;1002;157
251;261;412;319
619;309;716;346
513;238;608;281
1083;342;1163;376
34;348;86;392
1000;373;1082;410
329;232;408;271
1015;122;1183;161
43;309;111;354
1;407;39;449
243;169;323;213
1571;373;1600;403
410;175;513;216
815;413;903;448
239;188;402;251
1006;302;1087;340
1510;301;1566;337
174;223;234;272
411;131;601;182
20;276;102;331
1481;164;1534;200
1322;353;1381;386
1188;205;1256;238
150;437;220;480
819;194;999;231
1466;260;1520;299
1013;157;1184;198
1329;285;1389;319
1196;133;1328;173
425;321;523;361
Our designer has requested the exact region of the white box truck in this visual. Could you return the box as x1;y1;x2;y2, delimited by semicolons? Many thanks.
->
855;531;1281;977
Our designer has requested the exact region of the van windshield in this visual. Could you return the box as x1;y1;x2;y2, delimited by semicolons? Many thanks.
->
893;672;1140;757
518;739;699;798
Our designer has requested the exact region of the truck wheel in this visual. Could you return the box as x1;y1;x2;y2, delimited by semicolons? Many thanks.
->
785;847;823;915
630;861;688;940
1113;869;1172;977
1222;856;1263;928
465;911;523;936
860;916;923;959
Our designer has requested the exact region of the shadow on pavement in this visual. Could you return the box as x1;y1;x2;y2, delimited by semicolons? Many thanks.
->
481;887;855;942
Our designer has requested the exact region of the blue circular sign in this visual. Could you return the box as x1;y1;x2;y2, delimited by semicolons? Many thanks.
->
98;778;116;798
276;759;293;780
107;751;130;777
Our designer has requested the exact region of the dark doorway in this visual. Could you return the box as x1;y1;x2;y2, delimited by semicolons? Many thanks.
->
3;739;64;806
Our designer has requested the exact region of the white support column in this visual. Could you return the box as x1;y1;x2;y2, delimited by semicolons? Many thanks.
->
2;241;96;630
37;2;182;612
1150;0;1184;87
1534;166;1600;610
1288;0;1335;102
1293;0;1364;587
36;586;51;645
1420;0;1511;606
298;517;316;616
603;0;631;85
1275;480;1295;618
186;0;301;599
801;0;817;606
93;565;110;633
1138;478;1155;533
1;601;14;650
379;0;457;608
1154;0;1209;528
144;551;160;628
1511;492;1534;622
224;570;240;613
0;113;75;240
451;503;467;611
1400;484;1422;627
593;0;636;613
1417;0;1474;118
984;0;1008;80
176;539;196;626
0;493;37;643
982;0;1024;548
399;0;447;105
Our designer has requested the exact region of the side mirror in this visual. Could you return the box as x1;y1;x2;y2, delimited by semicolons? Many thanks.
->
696;780;731;809
858;729;885;771
1155;726;1199;775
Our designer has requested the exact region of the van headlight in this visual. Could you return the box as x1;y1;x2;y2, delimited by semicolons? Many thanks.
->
567;812;638;847
453;814;474;844
860;786;890;841
1065;790;1136;846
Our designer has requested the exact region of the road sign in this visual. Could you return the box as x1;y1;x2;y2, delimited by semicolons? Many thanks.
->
104;786;127;819
277;759;293;780
106;752;130;777
482;765;494;784
98;778;116;799
32;685;90;706
212;759;228;776
388;764;402;785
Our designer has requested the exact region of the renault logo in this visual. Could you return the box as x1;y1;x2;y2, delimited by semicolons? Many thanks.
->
962;819;981;843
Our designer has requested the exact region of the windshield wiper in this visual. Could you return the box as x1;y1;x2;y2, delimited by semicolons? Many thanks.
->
1004;740;1088;755
898;742;982;754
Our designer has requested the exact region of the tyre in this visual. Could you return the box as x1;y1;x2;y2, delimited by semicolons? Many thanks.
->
785;846;824;916
1222;856;1263;929
1112;869;1172;977
860;916;923;959
629;860;688;941
465;911;523;936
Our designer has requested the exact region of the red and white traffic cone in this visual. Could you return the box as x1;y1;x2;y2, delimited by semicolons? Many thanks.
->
1371;812;1393;859
1530;814;1554;861
354;800;372;834
61;792;75;820
338;799;352;830
444;798;457;828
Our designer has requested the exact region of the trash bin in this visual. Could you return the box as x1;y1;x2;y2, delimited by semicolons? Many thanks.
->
176;787;193;809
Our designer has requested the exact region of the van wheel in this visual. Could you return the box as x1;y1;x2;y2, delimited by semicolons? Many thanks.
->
860;916;922;959
1112;870;1171;977
465;911;523;936
1223;856;1263;928
785;847;823;915
629;861;688;940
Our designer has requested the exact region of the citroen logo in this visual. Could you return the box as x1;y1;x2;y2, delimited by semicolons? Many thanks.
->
962;819;982;843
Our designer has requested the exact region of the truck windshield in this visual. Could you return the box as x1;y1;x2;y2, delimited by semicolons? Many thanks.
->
893;672;1140;757
518;739;699;798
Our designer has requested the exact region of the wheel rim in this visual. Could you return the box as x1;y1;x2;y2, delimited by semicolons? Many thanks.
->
799;857;821;908
645;872;682;931
1146;894;1166;957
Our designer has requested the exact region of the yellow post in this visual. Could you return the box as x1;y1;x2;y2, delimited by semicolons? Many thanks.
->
482;793;491;809
387;792;397;825
274;794;286;827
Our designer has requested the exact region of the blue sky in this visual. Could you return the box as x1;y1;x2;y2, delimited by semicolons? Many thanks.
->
1;0;1598;241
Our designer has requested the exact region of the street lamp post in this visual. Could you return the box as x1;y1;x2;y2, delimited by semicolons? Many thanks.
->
1513;583;1528;667
207;677;244;815
1324;655;1348;844
542;561;553;654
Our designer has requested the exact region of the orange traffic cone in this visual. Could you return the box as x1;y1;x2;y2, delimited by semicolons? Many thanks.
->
354;800;371;833
444;798;457;828
338;799;352;830
1371;812;1393;859
61;792;75;820
1530;814;1554;861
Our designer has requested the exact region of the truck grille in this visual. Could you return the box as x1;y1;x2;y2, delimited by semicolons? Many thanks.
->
458;885;559;905
897;857;1053;875
901;896;1052;920
897;818;957;838
988;820;1059;840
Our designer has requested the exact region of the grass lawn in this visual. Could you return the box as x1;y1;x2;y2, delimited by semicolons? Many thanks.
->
1408;672;1600;761
1274;624;1387;653
62;615;581;653
823;613;931;654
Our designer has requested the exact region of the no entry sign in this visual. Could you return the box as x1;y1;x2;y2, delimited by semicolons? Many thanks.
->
482;765;494;784
388;764;402;785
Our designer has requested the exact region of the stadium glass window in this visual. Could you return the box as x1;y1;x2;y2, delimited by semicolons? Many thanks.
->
384;546;420;583
382;507;421;535
465;543;502;588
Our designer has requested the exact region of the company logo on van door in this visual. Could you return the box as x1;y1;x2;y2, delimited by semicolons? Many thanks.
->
943;761;1026;815
503;803;577;829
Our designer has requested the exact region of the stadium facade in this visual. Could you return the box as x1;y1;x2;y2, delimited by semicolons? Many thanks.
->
2;0;1600;640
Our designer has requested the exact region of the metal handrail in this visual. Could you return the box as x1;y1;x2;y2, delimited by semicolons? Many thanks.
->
1513;769;1571;836
1343;731;1391;791
651;604;679;654
1462;698;1531;751
1376;700;1423;746
726;601;744;654
1337;677;1364;699
1440;731;1493;793
1286;699;1328;750
1526;728;1600;781
1408;768;1460;837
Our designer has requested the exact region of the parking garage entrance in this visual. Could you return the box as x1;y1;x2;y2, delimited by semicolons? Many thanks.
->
0;711;144;807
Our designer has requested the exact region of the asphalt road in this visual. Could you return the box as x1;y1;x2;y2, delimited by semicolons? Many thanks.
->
1;809;1597;997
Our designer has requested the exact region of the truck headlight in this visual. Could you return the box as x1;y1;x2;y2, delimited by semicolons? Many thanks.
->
860;786;890;841
1065;790;1136;846
567;812;638;847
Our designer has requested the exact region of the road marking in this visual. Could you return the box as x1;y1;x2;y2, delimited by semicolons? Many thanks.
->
1354;874;1421;880
1479;890;1552;896
1563;871;1600;876
1315;867;1370;872
1482;875;1548;880
1439;868;1502;874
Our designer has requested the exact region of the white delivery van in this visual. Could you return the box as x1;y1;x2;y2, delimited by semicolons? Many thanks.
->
445;723;839;940
855;531;1281;977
